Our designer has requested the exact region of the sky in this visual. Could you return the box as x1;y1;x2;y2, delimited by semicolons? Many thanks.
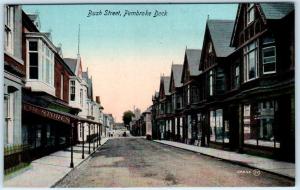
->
23;3;238;122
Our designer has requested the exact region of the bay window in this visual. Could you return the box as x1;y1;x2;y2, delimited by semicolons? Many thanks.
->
244;41;258;82
26;33;54;89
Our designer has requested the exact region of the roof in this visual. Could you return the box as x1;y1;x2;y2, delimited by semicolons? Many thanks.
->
63;58;77;74
260;3;294;20
162;76;171;96
186;49;201;76
207;20;235;57
27;14;38;22
171;64;183;88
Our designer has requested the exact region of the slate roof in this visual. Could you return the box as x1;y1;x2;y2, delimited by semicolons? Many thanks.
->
63;58;77;74
260;3;294;20
27;14;38;22
171;64;183;88
162;76;171;96
207;20;235;57
186;49;201;76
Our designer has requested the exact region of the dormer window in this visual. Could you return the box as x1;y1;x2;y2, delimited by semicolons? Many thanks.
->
247;3;255;25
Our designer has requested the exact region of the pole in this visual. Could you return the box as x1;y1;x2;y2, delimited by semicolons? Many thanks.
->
93;124;95;151
88;123;91;154
70;122;74;168
81;122;84;159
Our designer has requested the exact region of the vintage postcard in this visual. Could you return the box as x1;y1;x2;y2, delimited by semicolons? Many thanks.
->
2;0;296;188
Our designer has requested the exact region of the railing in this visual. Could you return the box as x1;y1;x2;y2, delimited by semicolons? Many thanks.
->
4;144;31;175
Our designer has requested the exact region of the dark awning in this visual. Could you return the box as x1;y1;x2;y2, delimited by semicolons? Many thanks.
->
23;102;100;125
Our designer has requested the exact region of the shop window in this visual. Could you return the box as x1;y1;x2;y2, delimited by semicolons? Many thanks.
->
243;101;280;148
210;111;216;141
244;41;258;82
70;80;75;101
224;120;230;143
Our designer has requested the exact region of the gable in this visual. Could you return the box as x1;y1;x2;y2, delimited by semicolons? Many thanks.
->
181;54;190;84
231;3;267;47
169;70;175;92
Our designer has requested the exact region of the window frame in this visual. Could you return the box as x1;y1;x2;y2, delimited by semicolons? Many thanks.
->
244;40;258;82
70;80;76;101
262;46;276;74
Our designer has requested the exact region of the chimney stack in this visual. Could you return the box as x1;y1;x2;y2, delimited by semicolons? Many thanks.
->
96;96;100;104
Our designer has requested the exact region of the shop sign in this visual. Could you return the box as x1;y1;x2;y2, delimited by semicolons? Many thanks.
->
23;103;71;124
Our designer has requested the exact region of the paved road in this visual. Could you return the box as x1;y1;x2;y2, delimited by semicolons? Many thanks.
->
55;138;294;187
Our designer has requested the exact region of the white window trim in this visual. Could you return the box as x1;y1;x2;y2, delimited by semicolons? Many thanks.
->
262;46;276;74
26;38;55;86
209;70;214;96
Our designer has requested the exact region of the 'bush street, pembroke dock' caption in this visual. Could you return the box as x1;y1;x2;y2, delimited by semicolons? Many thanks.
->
87;9;168;18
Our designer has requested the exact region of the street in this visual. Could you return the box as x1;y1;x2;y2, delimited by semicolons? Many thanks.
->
55;138;294;187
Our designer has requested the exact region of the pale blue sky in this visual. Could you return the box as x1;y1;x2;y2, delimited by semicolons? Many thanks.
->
23;3;238;121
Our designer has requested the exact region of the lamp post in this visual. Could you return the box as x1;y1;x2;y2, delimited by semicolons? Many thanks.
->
70;122;74;168
88;123;91;154
81;122;85;159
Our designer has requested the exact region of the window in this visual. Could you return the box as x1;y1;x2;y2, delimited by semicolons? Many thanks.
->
91;104;93;116
210;109;224;143
243;101;280;148
208;42;213;53
60;74;64;99
80;89;83;107
247;3;255;24
262;36;276;74
27;39;54;85
215;67;225;94
262;47;276;73
244;41;258;82
209;70;214;96
70;80;75;101
234;66;240;88
29;41;39;79
5;5;14;54
5;92;15;145
187;85;190;105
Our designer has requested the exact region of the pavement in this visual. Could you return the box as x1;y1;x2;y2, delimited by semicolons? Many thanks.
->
55;138;294;187
154;140;295;179
3;137;109;188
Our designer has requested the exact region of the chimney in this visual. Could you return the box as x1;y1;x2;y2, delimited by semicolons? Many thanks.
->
96;96;100;104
